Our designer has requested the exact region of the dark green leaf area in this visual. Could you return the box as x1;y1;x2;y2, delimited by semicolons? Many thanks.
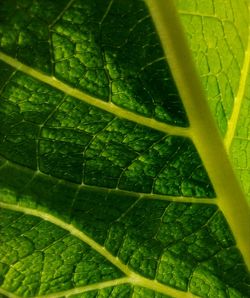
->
0;208;123;297
67;285;171;298
0;61;15;90
0;72;65;170
0;72;213;197
106;201;249;295
0;0;69;73
0;0;188;126
0;170;249;297
0;72;64;126
71;190;136;244
52;0;188;125
0;163;136;243
0;157;5;168
118;137;214;197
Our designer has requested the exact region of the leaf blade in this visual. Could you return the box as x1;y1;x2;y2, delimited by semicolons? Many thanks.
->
0;0;249;297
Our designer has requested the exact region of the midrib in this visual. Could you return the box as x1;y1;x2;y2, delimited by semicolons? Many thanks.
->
146;0;250;269
0;51;189;138
0;202;198;298
224;25;250;151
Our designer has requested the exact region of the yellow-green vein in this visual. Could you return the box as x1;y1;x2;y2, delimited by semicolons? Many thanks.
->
224;25;250;150
0;202;199;298
0;51;189;138
0;288;20;298
146;0;250;269
37;278;130;298
0;156;217;205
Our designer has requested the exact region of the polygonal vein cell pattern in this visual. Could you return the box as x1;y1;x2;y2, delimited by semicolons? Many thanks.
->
0;0;69;73
0;208;123;297
0;199;249;298
105;200;250;296
177;0;249;135
0;0;188;126
0;1;249;298
67;285;171;298
0;70;214;198
230;72;250;204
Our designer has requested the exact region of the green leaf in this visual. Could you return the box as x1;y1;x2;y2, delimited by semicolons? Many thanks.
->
176;0;250;206
0;0;249;298
230;73;250;204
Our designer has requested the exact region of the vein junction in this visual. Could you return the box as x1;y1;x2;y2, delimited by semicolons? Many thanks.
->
0;0;249;297
0;202;198;298
146;0;250;270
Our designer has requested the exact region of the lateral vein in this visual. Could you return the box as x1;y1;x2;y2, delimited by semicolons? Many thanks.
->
0;51;189;137
49;0;75;27
36;278;130;298
0;155;217;205
0;288;20;298
146;0;250;269
224;25;250;151
0;202;199;298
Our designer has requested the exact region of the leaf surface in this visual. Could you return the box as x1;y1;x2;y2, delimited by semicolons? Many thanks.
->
0;0;249;298
230;72;250;204
176;0;250;205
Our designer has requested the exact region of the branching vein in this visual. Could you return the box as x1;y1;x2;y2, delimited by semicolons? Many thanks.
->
0;202;199;298
146;0;250;269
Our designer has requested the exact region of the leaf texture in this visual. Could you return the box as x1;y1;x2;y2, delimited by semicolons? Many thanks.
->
0;0;249;298
176;0;250;205
230;71;250;204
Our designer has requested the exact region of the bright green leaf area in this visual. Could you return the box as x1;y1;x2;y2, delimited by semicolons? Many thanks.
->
177;0;249;135
230;74;250;203
176;0;250;205
0;0;250;298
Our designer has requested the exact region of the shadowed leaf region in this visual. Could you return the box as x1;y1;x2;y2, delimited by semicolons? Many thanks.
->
0;0;188;126
0;69;213;198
